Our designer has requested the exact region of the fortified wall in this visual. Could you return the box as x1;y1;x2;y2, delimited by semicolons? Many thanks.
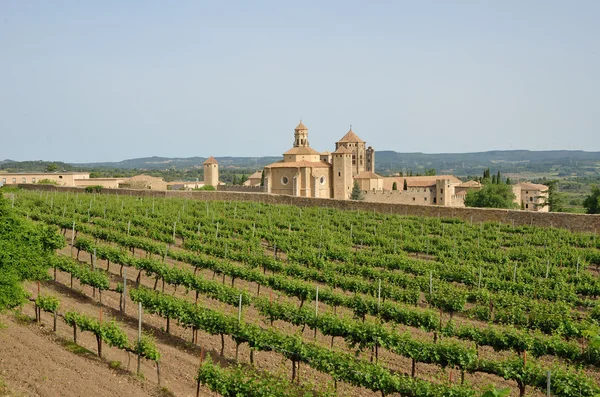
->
18;184;600;233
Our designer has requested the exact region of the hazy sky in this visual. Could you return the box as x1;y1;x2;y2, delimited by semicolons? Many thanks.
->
1;1;599;163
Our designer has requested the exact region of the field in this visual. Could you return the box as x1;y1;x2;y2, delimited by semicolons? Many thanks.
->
3;189;600;397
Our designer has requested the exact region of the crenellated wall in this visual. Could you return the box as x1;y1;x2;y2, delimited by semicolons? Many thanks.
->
17;184;600;233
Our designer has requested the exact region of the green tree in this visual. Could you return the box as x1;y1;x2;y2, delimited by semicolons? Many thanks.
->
232;175;238;185
350;181;364;200
392;182;398;190
464;183;518;209
425;168;436;176
496;171;501;184
505;177;511;185
45;163;58;172
260;170;265;187
541;180;565;212
403;179;408;190
239;174;248;185
491;174;496;184
583;185;600;214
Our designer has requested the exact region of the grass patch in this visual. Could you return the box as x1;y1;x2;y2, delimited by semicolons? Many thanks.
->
109;360;121;370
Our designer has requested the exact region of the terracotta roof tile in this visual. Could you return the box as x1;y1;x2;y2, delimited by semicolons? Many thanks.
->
516;182;548;191
337;129;365;143
382;175;462;191
265;160;331;169
332;146;353;154
457;180;481;188
283;146;321;155
355;171;382;179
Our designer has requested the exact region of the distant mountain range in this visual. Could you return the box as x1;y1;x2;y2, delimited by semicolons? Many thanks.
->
2;150;599;177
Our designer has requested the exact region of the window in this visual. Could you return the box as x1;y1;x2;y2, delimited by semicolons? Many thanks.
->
526;204;529;209
59;175;63;179
424;197;427;201
281;176;289;185
530;197;533;202
440;189;443;194
338;172;341;177
526;191;528;194
12;178;16;183
433;197;437;203
22;177;26;183
412;197;416;201
32;177;36;183
319;176;326;185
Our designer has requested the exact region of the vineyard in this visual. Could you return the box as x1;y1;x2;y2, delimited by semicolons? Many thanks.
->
3;189;600;397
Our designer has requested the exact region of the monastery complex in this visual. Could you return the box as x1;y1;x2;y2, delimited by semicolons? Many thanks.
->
0;122;549;211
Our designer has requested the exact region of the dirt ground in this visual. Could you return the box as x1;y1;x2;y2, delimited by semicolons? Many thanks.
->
0;311;191;397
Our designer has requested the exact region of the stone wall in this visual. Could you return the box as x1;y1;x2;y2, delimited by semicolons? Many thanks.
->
217;185;266;193
17;184;600;233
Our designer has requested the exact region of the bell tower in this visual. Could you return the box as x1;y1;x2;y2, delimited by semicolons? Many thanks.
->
294;121;309;147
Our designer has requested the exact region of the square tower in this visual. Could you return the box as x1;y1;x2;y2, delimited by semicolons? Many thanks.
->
332;146;353;199
203;156;219;188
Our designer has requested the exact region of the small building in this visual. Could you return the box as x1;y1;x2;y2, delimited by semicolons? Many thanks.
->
243;170;263;187
355;171;383;191
119;174;168;190
0;172;90;186
75;178;125;189
513;182;549;212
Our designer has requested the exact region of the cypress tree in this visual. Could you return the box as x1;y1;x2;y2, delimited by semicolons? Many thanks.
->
496;171;501;184
392;182;398;191
403;179;408;190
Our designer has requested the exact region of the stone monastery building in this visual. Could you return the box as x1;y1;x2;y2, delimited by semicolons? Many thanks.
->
263;122;378;199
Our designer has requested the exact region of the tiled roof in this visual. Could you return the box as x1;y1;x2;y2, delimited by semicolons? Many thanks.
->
283;146;321;155
337;129;365;143
457;180;481;188
265;160;331;169
203;156;218;165
355;171;382;179
382;175;462;191
516;182;548;191
332;146;353;154
247;171;263;180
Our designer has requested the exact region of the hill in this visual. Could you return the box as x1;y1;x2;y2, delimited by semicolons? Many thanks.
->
2;150;599;177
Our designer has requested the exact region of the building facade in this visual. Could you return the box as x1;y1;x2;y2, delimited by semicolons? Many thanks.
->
263;122;373;199
0;172;90;187
513;183;549;212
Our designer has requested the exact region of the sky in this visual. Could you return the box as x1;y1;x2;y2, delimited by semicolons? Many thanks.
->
1;1;599;163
